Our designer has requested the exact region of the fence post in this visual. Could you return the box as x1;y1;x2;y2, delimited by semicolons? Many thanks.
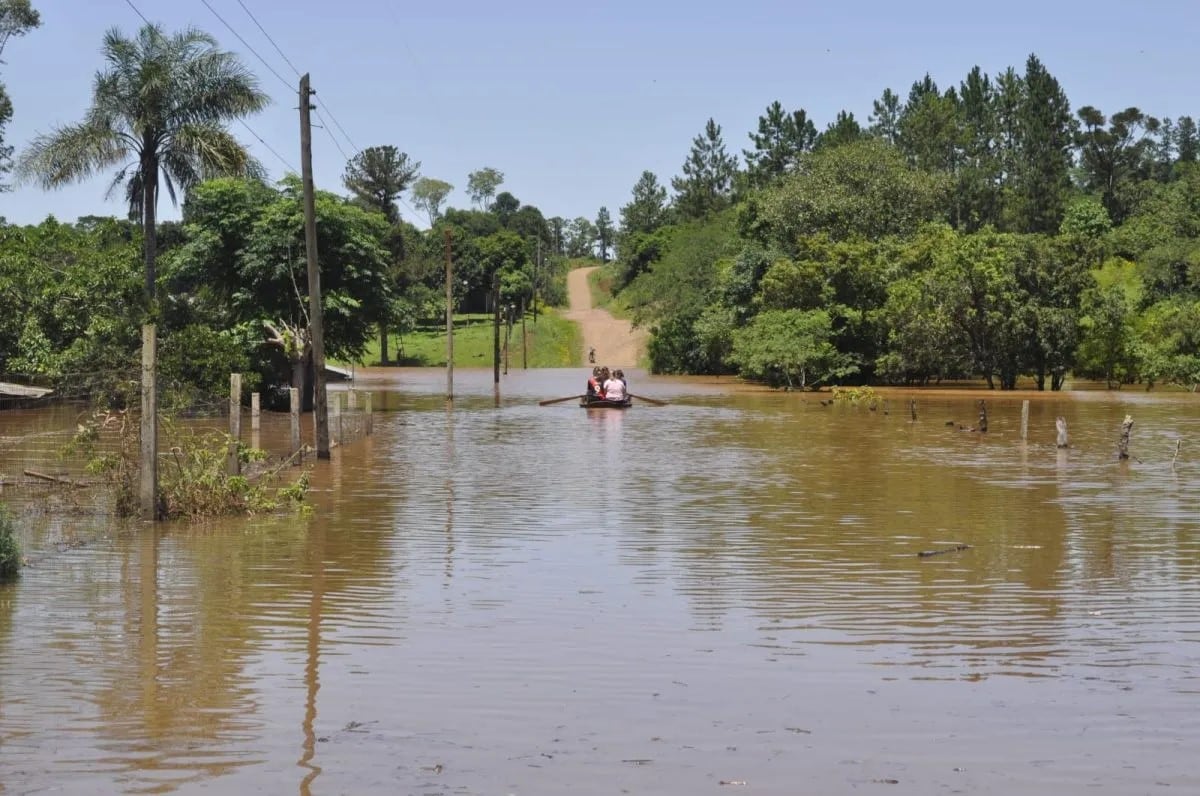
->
365;391;373;435
331;392;342;448
227;374;242;475
1020;400;1030;441
290;387;301;465
1055;417;1069;448
251;392;261;431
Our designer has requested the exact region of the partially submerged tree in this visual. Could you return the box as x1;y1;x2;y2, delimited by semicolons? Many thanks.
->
18;23;267;519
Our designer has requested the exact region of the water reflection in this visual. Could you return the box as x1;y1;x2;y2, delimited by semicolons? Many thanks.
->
0;374;1198;794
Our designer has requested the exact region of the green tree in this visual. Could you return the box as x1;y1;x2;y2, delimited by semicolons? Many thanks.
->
742;101;817;186
595;206;614;263
816;110;866;150
18;24;267;303
170;177;391;394
0;0;40;190
565;216;596;258
868;88;902;145
671;118;738;220
754;138;949;246
1076;258;1143;387
1009;54;1074;233
342;145;420;224
729;309;857;390
467;166;504;210
619;170;669;237
410;176;453;225
491;191;520;226
1175;116;1199;164
1074;106;1158;224
957;65;1003;229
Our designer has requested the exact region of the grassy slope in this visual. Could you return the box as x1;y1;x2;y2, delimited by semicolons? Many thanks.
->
351;310;581;368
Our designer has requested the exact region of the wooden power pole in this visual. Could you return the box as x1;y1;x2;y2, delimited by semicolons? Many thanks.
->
444;229;454;401
300;73;330;459
492;271;501;385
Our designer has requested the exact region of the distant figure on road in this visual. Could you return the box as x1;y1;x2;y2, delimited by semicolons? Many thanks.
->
588;347;596;364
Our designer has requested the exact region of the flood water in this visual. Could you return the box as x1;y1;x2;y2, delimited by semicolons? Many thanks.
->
2;368;1198;795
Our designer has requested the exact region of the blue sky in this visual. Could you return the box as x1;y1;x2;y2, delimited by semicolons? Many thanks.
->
2;0;1196;228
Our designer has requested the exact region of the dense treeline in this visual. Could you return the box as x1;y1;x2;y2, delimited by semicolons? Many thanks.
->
0;171;574;405
0;15;578;405
610;55;1200;391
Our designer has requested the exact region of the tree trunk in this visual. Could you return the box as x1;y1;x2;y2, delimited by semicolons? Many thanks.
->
143;158;158;304
379;321;389;365
291;356;308;411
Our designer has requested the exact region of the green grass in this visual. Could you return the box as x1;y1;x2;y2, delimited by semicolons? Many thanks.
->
587;263;634;320
350;310;582;368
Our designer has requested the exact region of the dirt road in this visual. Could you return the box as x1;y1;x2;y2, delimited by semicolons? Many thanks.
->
562;266;647;368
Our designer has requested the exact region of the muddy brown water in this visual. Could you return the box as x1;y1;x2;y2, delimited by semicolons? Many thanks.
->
1;368;1198;795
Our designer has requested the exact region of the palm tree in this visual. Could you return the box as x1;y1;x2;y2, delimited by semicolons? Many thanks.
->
18;23;268;519
18;23;269;300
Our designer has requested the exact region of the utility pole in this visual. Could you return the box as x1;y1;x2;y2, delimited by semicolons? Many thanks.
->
444;229;454;401
492;271;501;385
533;237;540;324
300;73;330;459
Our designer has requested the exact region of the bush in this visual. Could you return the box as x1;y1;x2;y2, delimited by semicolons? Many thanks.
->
0;505;20;580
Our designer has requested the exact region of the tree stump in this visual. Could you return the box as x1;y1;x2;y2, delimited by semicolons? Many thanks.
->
977;399;988;433
1117;415;1134;460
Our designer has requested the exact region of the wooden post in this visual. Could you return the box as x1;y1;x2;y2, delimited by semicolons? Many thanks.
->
365;391;373;435
492;271;501;385
290;387;301;465
251;392;261;431
300;73;330;460
227;373;242;476
139;323;158;520
909;399;917;422
1020;400;1030;440
331;392;342;448
521;297;527;370
1117;415;1134;460
346;390;358;410
1172;439;1182;470
1055;416;1069;448
444;228;454;401
977;399;988;433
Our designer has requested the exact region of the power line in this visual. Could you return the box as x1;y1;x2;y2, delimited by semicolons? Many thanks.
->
238;118;297;173
231;0;302;77
197;0;293;93
122;0;151;25
223;0;359;161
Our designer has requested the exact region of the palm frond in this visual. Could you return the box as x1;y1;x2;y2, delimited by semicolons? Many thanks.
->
16;121;128;189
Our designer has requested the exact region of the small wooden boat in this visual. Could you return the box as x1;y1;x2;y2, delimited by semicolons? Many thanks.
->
580;395;632;409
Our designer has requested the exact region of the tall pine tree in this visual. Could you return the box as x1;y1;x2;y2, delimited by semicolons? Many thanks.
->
743;101;817;186
1010;55;1074;233
671;118;738;220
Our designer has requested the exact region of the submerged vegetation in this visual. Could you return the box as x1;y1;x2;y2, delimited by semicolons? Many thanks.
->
0;505;19;581
68;408;310;521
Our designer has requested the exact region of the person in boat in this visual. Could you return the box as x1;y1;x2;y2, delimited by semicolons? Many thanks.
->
603;368;626;402
586;366;605;399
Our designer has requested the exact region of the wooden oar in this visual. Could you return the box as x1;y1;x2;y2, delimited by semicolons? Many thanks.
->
629;393;668;406
539;394;586;406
